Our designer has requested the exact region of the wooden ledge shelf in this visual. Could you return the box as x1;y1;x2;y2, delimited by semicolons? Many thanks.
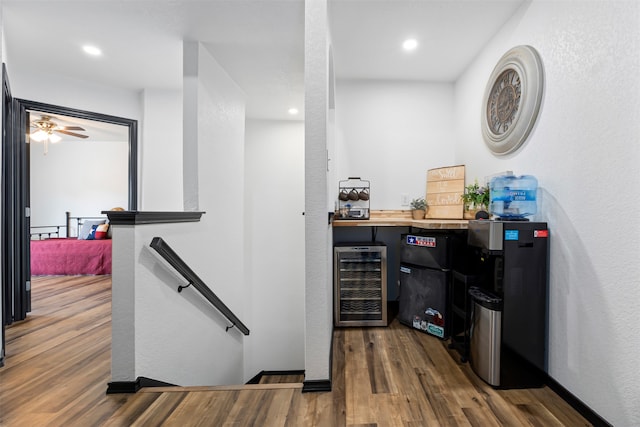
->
332;210;468;229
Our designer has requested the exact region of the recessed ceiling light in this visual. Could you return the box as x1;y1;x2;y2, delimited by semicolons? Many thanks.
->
402;39;418;51
82;45;102;56
288;108;299;115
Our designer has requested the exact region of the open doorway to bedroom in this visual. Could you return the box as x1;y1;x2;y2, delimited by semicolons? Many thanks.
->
2;97;138;379
28;109;130;276
3;97;137;323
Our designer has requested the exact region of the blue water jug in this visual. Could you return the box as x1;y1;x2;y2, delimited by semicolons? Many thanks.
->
490;174;537;219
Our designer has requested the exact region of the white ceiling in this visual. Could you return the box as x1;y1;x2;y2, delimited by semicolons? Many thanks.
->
3;0;524;127
329;1;524;82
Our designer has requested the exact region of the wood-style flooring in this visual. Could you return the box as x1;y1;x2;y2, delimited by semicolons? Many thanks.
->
0;276;591;426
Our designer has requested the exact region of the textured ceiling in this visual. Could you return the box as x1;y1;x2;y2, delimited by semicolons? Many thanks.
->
329;0;524;82
3;0;524;124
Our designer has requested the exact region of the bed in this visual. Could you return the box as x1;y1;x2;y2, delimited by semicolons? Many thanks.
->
30;212;112;276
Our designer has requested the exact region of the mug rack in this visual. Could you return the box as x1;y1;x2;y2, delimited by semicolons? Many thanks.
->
337;177;370;220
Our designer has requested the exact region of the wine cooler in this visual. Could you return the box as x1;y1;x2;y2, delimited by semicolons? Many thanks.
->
334;243;387;327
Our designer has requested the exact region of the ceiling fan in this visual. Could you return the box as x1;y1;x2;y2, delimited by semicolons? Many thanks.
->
30;115;88;154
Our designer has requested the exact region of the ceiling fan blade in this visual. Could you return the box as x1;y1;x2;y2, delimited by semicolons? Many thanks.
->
58;126;85;131
55;130;89;139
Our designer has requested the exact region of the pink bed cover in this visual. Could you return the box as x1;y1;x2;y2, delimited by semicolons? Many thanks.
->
30;238;112;275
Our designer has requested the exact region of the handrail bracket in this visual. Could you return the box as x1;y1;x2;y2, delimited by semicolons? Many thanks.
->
177;281;193;293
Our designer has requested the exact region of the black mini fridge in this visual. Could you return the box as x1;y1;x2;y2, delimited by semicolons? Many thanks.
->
398;233;454;339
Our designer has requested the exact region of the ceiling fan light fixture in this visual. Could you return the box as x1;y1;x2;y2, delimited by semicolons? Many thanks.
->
30;115;89;155
30;129;49;142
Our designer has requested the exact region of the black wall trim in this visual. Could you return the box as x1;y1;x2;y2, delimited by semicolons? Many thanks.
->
545;375;611;427
104;210;205;225
15;98;138;210
302;379;332;393
106;380;139;394
106;376;178;394
246;370;306;385
107;378;141;394
246;371;264;385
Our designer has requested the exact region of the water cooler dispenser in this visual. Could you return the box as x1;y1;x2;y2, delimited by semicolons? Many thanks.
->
467;220;549;388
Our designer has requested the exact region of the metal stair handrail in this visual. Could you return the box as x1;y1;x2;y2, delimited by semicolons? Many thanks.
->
150;236;250;335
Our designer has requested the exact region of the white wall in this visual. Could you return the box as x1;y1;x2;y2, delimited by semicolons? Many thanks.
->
187;41;247;382
110;220;247;386
3;67;144;214
244;119;305;379
5;68;141;122
135;222;244;386
112;42;249;386
334;80;455;208
29;139;128;232
6;63;186;218
140;89;183;211
304;0;333;383
454;2;640;425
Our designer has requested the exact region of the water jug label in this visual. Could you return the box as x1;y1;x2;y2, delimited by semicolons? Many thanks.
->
505;230;519;240
492;189;536;202
511;189;535;201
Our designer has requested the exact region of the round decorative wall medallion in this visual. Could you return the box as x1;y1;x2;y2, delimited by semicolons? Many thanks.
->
481;45;544;155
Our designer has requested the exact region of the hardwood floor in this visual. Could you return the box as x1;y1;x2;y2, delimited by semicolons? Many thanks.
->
0;276;591;426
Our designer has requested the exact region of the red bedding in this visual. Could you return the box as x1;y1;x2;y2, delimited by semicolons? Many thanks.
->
30;238;112;275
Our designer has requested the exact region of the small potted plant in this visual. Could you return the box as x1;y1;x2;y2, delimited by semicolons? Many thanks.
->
410;197;427;220
461;179;490;219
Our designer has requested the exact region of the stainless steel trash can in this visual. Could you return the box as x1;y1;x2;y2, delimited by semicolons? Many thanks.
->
469;287;503;386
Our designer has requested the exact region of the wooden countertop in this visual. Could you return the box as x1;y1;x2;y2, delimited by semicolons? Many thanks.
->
333;210;469;229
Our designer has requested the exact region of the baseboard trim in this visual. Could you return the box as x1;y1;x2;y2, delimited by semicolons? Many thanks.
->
246;370;306;385
106;380;139;394
106;376;178;394
545;375;611;427
302;379;332;393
